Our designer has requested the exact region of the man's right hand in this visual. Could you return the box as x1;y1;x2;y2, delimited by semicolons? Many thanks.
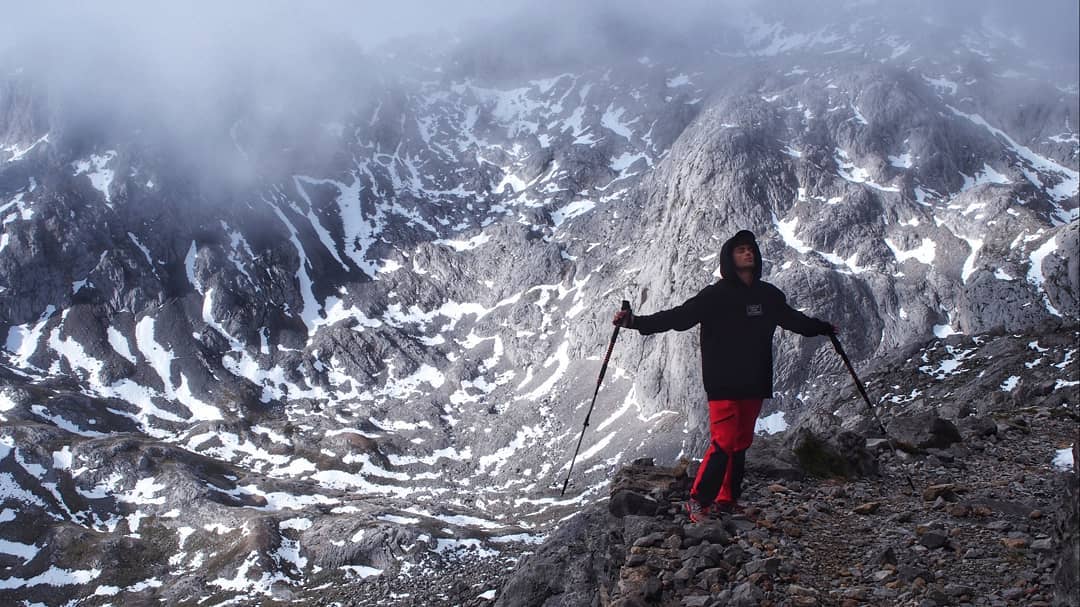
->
613;309;634;328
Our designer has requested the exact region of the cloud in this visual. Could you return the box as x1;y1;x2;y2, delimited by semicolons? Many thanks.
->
0;2;549;176
0;0;1073;188
0;3;380;186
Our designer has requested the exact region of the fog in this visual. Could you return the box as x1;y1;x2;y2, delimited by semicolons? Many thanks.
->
1;0;1075;188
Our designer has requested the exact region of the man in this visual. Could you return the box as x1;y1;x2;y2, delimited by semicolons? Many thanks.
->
613;230;834;522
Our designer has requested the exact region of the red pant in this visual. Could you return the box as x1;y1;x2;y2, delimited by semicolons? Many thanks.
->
690;399;763;504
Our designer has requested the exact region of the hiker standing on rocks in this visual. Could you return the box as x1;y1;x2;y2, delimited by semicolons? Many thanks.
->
613;230;835;522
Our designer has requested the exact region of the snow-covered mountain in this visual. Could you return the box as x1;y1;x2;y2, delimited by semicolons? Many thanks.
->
0;2;1076;604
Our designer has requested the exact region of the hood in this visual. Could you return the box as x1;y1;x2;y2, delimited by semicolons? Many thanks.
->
719;229;762;282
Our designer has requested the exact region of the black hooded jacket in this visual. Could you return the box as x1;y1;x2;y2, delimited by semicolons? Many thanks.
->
631;230;830;400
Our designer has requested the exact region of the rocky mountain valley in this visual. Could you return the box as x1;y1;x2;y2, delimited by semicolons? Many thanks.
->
0;1;1076;605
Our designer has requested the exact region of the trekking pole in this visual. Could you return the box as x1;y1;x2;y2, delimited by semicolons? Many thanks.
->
828;334;917;493
560;300;631;496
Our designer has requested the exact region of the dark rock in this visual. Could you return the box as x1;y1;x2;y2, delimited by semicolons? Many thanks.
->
673;565;695;584
886;412;962;451
898;564;934;583
870;547;898;567
610;490;661;518
695;567;728;590
729;581;764;606
967;497;1037;518
682;542;723;566
922;484;959;502
633;532;667;548
944;583;975;597
722;545;749;567
495;503;614;607
682;523;731;548
925;587;950;605
742;557;781;577
623;516;673;546
957;416;998;439
680;556;713;574
643;576;662;601
1031;538;1054;552
745;435;806;481
787;412;877;478
918;532;949;550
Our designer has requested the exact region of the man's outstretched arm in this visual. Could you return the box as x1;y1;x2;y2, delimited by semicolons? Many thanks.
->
776;292;834;336
613;289;711;335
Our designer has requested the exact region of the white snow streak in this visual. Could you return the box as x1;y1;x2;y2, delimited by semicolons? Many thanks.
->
885;237;936;265
1027;235;1062;317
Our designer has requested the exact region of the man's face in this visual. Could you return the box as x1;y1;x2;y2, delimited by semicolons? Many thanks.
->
733;244;755;270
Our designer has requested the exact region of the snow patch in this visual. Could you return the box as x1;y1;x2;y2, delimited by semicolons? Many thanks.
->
960;163;1011;191
436;233;491;251
0;566;101;589
551;200;596;227
835;149;899;192
885;237;936;265
601;105;637;140
71;152;117;205
1053;447;1075;471
888;153;913;168
755;410;788;435
923;74;958;95
1026;236;1062;317
960;236;984;283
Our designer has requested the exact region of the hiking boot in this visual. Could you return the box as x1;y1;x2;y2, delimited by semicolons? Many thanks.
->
684;500;710;523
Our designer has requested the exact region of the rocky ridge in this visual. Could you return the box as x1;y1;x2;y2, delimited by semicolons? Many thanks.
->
495;331;1078;607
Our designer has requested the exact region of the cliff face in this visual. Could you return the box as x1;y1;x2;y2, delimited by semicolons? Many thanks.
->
0;3;1076;604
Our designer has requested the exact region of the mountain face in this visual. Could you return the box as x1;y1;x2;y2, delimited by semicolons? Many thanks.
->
0;2;1077;604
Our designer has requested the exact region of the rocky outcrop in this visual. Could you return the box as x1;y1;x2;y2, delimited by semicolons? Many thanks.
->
498;403;1078;606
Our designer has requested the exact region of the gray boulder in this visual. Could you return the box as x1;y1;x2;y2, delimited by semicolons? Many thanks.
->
494;502;615;607
786;412;878;478
956;416;998;439
885;411;962;452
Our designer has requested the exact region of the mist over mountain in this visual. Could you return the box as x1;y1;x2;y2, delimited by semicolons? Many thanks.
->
0;1;1076;604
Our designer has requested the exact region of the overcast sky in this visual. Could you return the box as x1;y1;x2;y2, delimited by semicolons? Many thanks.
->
1;0;1074;186
5;1;1071;60
3;0;1073;124
0;1;511;55
4;1;1075;93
